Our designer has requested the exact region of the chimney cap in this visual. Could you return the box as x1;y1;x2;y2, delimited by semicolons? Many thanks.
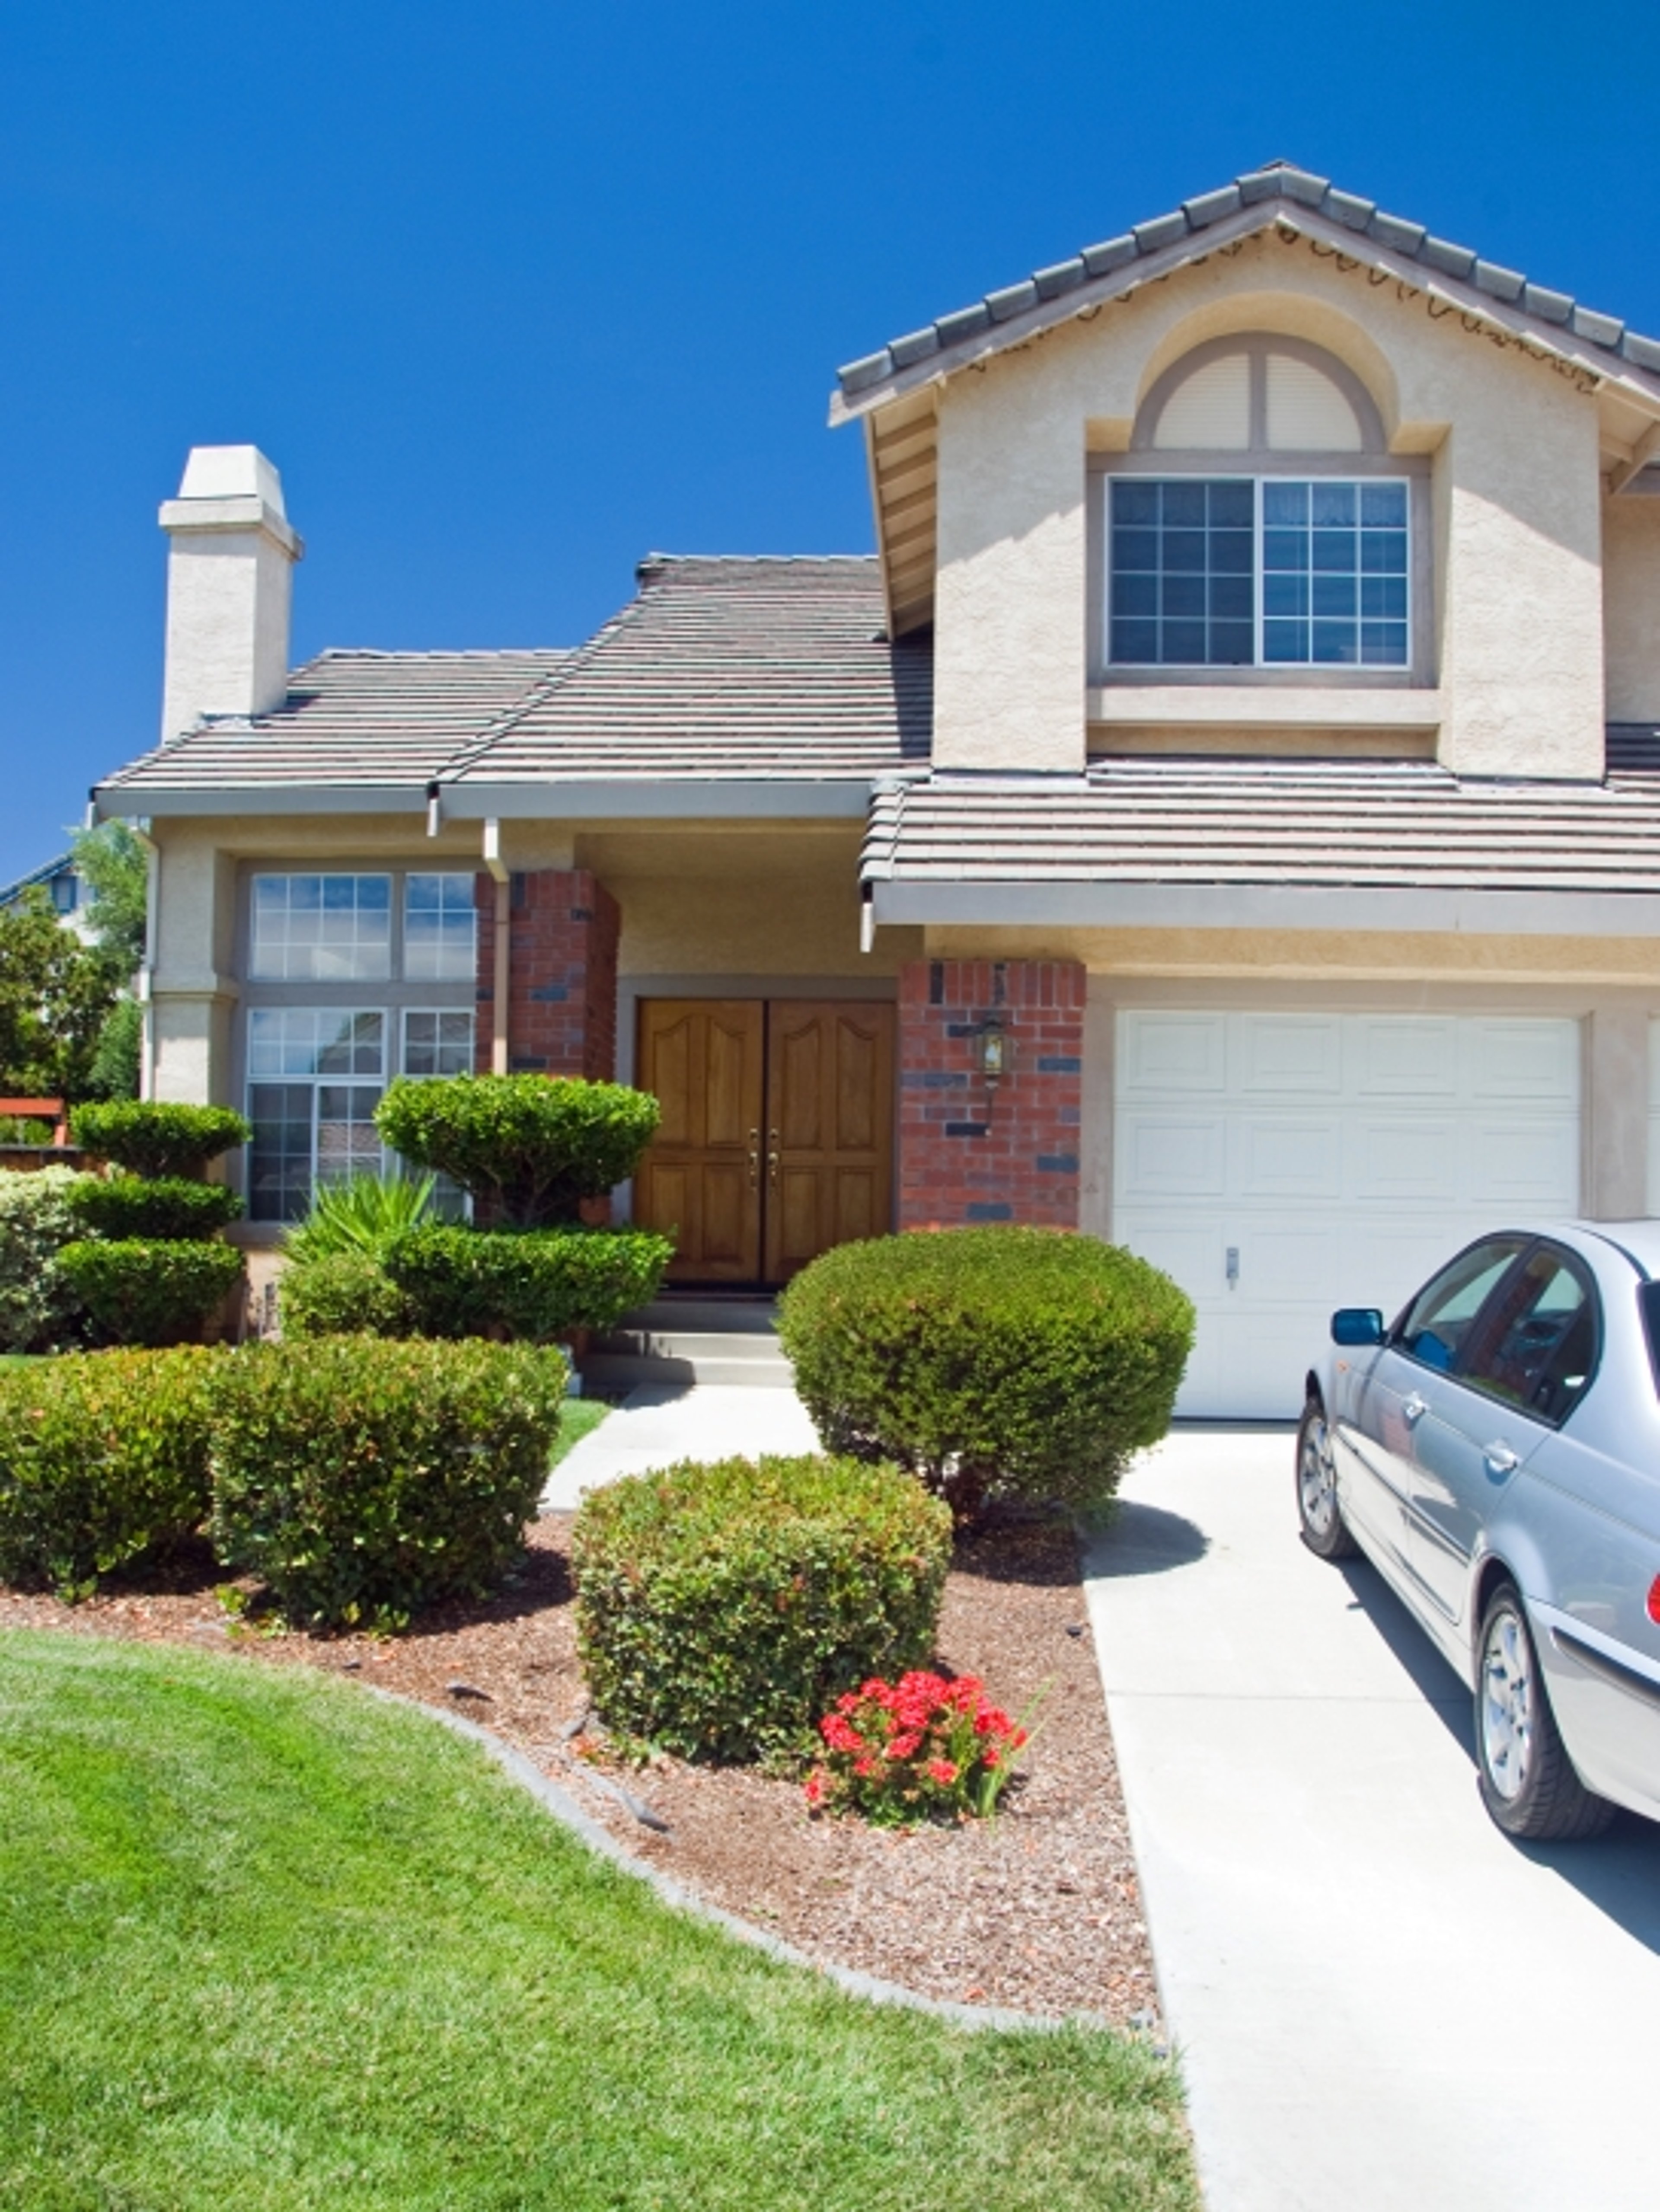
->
175;445;287;518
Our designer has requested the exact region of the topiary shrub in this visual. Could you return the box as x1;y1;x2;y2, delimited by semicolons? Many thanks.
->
0;1347;220;1596
374;1074;660;1228
64;1174;243;1242
208;1335;566;1629
279;1251;417;1341
69;1101;251;1181
57;1240;245;1349
385;1223;673;1340
777;1228;1194;1519
0;1166;92;1353
570;1454;953;1763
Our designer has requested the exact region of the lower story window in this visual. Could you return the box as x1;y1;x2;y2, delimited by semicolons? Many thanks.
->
246;1006;475;1222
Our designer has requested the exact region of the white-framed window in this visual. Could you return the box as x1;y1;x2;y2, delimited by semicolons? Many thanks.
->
403;874;478;981
1107;475;1410;670
250;874;393;982
246;1005;477;1223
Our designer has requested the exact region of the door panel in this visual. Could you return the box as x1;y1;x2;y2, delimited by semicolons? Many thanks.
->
634;1000;765;1282
764;1002;894;1285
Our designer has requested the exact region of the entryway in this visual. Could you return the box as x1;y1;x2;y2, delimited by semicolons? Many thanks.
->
632;998;895;1284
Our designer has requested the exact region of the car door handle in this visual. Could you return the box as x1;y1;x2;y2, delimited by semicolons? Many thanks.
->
1484;1443;1520;1475
1401;1393;1427;1423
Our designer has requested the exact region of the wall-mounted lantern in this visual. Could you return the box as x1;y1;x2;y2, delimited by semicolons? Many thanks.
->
980;1020;1007;1088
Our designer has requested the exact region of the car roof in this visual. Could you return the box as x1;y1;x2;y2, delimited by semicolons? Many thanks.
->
1567;1220;1660;1276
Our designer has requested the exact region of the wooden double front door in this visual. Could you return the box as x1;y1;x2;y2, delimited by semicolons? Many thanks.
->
634;999;895;1285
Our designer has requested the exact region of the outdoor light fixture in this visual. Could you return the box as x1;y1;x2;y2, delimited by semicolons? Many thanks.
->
980;1021;1007;1088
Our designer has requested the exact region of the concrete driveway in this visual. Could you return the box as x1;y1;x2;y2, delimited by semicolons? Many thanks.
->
1085;1427;1660;2212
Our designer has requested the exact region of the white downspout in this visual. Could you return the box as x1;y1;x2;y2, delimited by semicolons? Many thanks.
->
483;819;510;1074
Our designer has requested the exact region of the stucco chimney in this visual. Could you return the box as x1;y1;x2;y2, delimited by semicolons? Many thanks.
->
158;446;303;744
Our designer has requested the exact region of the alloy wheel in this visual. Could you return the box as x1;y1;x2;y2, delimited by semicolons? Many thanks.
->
1298;1415;1338;1537
1480;1604;1536;1803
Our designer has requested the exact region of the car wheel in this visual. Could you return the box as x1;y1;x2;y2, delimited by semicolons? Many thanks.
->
1296;1399;1359;1561
1475;1581;1615;1841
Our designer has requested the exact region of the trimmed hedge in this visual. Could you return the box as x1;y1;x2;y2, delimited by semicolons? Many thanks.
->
777;1228;1194;1517
208;1336;566;1629
385;1224;673;1341
0;1166;90;1353
375;1075;660;1229
571;1454;953;1763
279;1251;418;1341
64;1174;243;1242
0;1348;220;1596
69;1101;251;1181
57;1239;245;1349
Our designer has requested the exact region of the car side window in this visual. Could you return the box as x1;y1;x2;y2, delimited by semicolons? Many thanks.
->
1393;1238;1528;1374
1458;1244;1599;1426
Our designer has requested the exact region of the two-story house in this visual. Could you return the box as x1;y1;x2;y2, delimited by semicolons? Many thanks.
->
92;161;1660;1415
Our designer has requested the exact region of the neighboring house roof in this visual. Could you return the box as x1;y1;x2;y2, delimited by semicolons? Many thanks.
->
0;852;77;907
833;158;1660;410
860;745;1660;933
95;558;932;821
437;556;931;806
99;650;572;804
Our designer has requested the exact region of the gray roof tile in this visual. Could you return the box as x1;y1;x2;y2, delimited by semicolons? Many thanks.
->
862;748;1660;899
836;162;1660;401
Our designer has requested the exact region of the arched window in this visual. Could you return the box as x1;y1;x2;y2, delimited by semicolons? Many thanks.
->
1108;337;1412;672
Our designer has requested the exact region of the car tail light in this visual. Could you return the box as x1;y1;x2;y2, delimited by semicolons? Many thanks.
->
1648;1575;1660;1627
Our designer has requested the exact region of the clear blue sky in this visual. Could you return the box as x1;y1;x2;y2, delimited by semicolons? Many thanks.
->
2;0;1656;884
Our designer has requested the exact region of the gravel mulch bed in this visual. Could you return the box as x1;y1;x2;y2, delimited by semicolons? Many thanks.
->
0;1514;1159;2028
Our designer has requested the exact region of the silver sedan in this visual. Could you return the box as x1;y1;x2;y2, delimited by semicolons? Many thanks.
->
1298;1220;1660;1840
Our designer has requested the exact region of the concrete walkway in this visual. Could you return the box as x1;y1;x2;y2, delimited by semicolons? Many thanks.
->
1085;1428;1660;2212
542;1382;817;1510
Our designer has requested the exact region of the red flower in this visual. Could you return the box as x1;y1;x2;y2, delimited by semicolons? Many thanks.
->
926;1759;958;1786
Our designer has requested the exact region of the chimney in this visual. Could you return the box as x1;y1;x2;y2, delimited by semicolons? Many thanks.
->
158;446;303;744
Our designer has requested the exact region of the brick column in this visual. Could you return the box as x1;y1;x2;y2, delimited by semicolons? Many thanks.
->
897;958;1084;1230
474;868;621;1080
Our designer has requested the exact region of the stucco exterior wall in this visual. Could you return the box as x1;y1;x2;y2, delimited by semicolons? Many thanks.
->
928;229;1607;779
1604;496;1660;722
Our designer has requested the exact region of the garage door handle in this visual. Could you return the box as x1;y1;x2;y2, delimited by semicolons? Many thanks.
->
1484;1443;1519;1474
1401;1393;1427;1423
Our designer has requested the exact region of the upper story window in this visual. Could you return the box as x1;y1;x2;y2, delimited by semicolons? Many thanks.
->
249;871;476;982
1104;336;1415;675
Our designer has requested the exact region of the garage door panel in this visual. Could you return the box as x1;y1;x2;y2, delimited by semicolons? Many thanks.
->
1234;1116;1343;1199
1119;1012;1226;1095
1239;1015;1343;1095
1115;1009;1582;1419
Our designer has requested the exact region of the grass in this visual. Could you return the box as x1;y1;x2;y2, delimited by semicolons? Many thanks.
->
549;1392;609;1468
0;1634;1198;2212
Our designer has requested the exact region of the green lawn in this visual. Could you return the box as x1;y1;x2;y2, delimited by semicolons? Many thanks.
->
549;1392;609;1468
0;1634;1197;2212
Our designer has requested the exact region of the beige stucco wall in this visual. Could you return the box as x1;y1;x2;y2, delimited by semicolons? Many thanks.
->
1604;496;1660;722
929;228;1607;779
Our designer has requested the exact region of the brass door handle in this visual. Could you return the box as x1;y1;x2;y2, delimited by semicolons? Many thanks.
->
768;1150;780;1187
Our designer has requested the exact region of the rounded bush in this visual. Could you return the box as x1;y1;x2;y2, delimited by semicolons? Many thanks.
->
208;1335;566;1629
64;1174;243;1242
279;1251;417;1340
570;1454;953;1763
57;1239;245;1348
0;1347;220;1596
69;1101;251;1181
385;1223;673;1340
0;1165;91;1353
777;1228;1195;1516
375;1074;660;1228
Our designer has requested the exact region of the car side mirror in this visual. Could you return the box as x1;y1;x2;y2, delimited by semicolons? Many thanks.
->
1331;1308;1385;1347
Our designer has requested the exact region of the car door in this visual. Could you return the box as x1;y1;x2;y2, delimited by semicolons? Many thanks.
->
1341;1236;1530;1577
1406;1241;1600;1626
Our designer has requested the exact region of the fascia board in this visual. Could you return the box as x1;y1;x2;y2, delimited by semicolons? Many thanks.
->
93;783;426;818
437;781;872;821
829;205;1660;427
868;879;1660;938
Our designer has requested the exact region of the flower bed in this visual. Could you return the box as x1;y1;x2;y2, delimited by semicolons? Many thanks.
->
809;1670;1034;1825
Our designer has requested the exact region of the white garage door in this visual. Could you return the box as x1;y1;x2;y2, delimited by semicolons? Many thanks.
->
1114;1011;1581;1420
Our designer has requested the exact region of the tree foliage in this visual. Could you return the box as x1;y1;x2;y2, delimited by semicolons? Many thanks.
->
69;821;149;979
0;891;122;1102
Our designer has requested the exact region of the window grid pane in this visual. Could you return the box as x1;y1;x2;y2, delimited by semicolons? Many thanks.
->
1110;479;1255;667
404;873;477;982
1261;478;1408;667
250;874;393;981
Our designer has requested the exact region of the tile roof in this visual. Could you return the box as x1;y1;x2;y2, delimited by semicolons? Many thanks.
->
100;650;571;798
861;753;1660;900
836;160;1660;403
440;555;929;789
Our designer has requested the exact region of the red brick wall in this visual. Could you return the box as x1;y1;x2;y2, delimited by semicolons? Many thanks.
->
897;958;1084;1231
473;868;621;1081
